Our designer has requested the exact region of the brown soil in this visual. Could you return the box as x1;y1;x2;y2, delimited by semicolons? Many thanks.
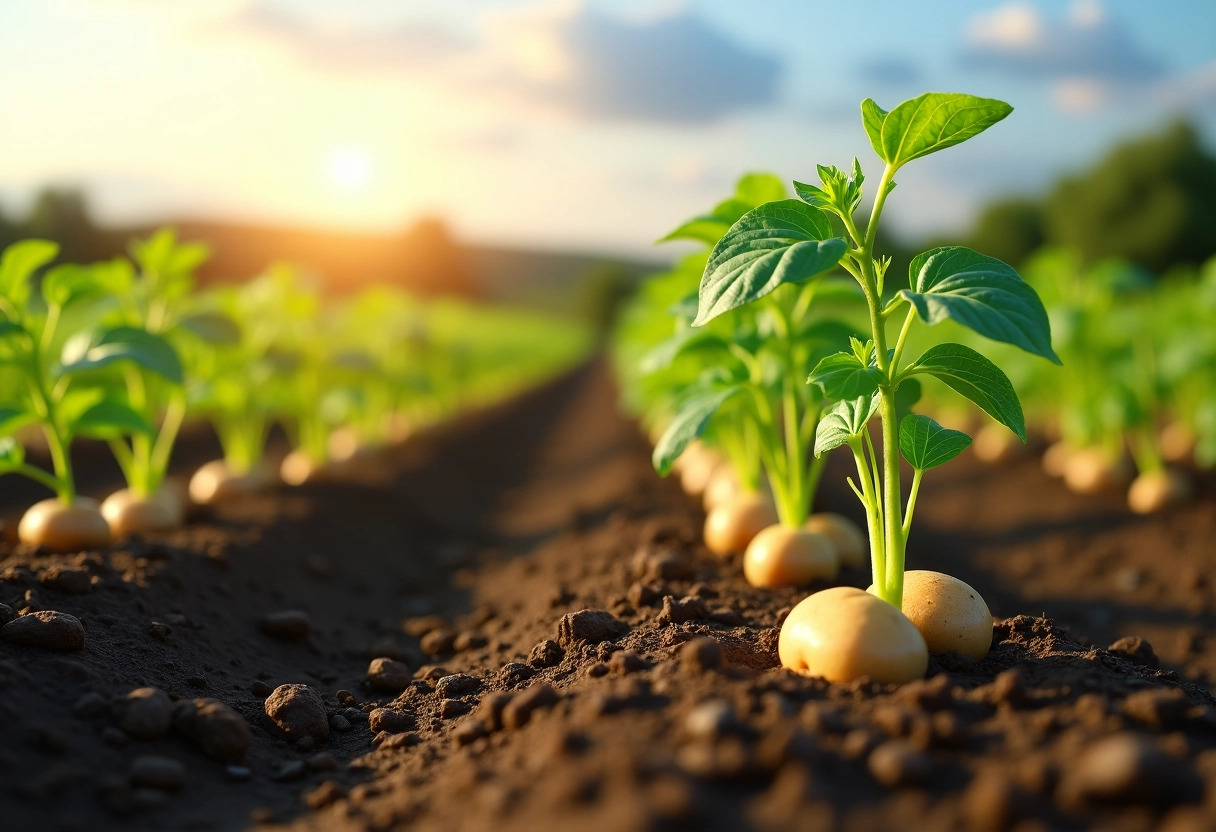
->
3;359;1216;832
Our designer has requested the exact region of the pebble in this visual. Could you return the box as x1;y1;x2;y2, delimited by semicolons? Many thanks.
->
436;673;483;698
556;609;627;647
260;610;312;641
270;760;306;782
173;698;251;762
962;770;1021;831
657;595;708;626
329;714;351;732
365;657;412;693
867;741;932;787
72;691;108;719
264;684;329;742
367;708;415;734
0;603;14;626
498;661;536;686
627;582;662;607
684;700;743;740
609;650;647;675
251;680;273;698
40;565;93;595
336;689;358;706
420;628;457;656
1123;688;1192;730
529;639;564;668
1107;636;1160;669
679;637;723;672
129;755;186;791
502;683;560;730
476;692;514;732
440;698;472;719
0;610;85;650
1060;734;1202;807
453;630;487;652
306;752;338;772
118;687;173;740
147;621;172;642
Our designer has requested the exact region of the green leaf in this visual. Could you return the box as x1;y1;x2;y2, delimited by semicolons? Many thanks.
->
660;198;750;245
808;351;883;399
860;98;889;160
734;172;787;205
907;343;1026;440
69;400;154;440
814;395;880;456
0;317;28;340
0;407;38;437
696;201;846;326
899;414;972;471
900;246;1059;363
176;312;241;344
894;377;922;419
40;263;114;309
0;437;25;470
652;386;741;476
639;329;728;374
874;93;1012;169
0;239;58;307
60;326;184;384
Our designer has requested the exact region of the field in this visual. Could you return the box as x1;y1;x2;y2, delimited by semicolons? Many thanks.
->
3;358;1215;832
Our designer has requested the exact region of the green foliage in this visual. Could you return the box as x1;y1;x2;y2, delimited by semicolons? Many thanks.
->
898;415;971;471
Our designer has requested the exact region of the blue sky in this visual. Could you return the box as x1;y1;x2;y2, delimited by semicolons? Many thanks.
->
0;0;1213;256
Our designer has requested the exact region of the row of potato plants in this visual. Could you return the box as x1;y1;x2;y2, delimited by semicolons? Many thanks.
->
614;91;1060;683
912;248;1216;514
0;230;588;551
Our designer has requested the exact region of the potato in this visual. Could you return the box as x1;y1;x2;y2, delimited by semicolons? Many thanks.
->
1159;422;1196;464
100;488;181;537
701;465;742;511
743;525;838;587
779;587;927;684
1062;447;1131;495
1041;441;1072;478
1127;469;1190;515
971;423;1023;464
805;512;867;569
703;492;778;557
881;570;992;662
18;497;112;552
188;460;272;505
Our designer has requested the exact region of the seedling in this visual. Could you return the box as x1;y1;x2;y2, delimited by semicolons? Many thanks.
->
697;93;1058;681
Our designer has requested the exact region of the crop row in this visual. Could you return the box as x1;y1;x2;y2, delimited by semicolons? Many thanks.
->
0;230;589;551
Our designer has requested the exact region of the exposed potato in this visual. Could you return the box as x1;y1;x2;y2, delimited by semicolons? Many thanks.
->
678;444;725;496
805;512;867;569
883;570;992;662
1041;441;1072;478
703;493;778;557
702;466;742;511
971;423;1023;464
18;497;112;552
327;427;362;464
743;525;838;587
1062;448;1131;495
188;460;272;505
1159;422;1196;464
779;586;927;684
101;488;181;537
280;450;323;486
1127;468;1191;515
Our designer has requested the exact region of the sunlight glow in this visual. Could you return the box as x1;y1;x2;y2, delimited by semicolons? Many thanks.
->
327;147;372;189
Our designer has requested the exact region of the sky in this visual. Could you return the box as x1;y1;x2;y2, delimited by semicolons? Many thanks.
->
0;0;1214;257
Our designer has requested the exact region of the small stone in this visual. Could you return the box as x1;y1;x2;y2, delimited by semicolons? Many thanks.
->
264;684;328;742
679;637;722;672
130;756;186;791
270;760;306;782
453;631;487;652
0;603;14;626
147;621;172;642
367;708;414;734
260;610;311;641
329;714;351;732
987;668;1027;707
868;741;932;787
365;657;412;693
1;611;85;650
634;547;695;582
476;692;514;732
440;698;472;719
435;673;482;698
419;628;456;656
684;700;743;740
1108;636;1160;669
608;650;647;675
962;770;1021;831
40;565;93;595
454;720;488;746
251;680;273;698
1060;734;1202;807
529;639;564;668
173;699;251;762
657;595;708;626
1123;688;1192;730
72;692;108;719
585;662;609;678
336;689;357;706
306;752;338;772
118;687;173;740
502;683;560;730
488;660;528;688
557;609;627;648
627;582;662;607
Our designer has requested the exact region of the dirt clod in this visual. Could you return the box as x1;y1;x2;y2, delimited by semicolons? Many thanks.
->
557;609;627;647
264;684;329;742
1059;734;1203;807
657;595;708;625
117;687;173;740
365;658;412;693
173;698;251;762
501;682;559;730
367;708;414;735
260;610;312;641
0;610;85;650
1108;635;1161;669
529;639;564;667
679;637;723;672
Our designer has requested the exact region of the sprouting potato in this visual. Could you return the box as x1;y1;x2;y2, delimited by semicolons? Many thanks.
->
804;512;866;569
881;570;993;661
678;445;725;497
100;488;182;537
971;422;1024;464
18;497;112;552
1041;440;1072;478
701;465;742;511
280;450;323;486
743;525;838;587
1127;468;1190;514
779;587;927;684
189;460;272;505
703;492;778;557
1062;448;1131;495
1159;422;1196;464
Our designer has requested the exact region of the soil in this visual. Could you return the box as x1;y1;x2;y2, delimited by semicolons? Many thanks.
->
3;358;1216;832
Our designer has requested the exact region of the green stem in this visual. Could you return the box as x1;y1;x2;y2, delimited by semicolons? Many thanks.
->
147;392;187;495
850;439;885;591
902;469;923;538
11;463;65;496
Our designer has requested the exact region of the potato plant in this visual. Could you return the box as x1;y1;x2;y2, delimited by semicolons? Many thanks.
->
689;92;1058;683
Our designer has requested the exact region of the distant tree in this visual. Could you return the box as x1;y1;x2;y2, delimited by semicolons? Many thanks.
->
965;198;1046;268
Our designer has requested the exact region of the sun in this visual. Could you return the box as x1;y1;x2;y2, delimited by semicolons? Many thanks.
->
327;147;371;189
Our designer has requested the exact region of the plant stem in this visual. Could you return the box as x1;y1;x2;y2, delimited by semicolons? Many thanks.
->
850;439;885;591
13;463;66;496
